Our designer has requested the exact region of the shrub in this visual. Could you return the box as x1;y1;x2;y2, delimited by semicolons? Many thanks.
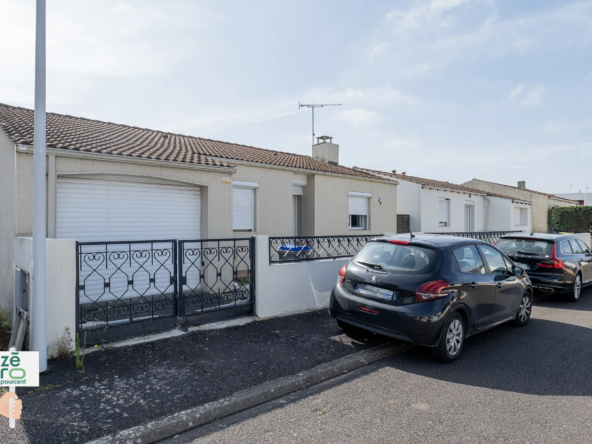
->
549;206;592;233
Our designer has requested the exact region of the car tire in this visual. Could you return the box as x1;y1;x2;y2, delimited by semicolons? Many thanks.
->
431;312;465;363
513;292;532;326
566;273;582;303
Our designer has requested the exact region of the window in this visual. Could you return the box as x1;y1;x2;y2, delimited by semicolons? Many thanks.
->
514;207;528;226
354;242;440;274
560;240;573;255
453;245;486;274
233;181;258;231
577;239;591;254
438;199;450;227
349;192;370;230
497;238;553;257
569;239;583;255
477;244;508;275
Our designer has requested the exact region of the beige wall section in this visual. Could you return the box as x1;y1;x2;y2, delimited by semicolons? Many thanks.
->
463;179;551;233
15;153;234;239
231;164;296;237
0;130;16;312
312;175;397;235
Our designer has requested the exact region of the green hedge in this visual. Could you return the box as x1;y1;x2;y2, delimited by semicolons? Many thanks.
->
549;206;592;233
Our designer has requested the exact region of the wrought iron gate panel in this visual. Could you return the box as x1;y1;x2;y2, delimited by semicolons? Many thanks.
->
75;240;177;332
178;238;254;319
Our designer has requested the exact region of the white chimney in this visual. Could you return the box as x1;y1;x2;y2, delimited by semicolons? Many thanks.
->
313;136;339;165
518;181;526;189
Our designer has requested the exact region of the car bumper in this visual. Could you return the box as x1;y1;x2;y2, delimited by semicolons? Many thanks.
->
329;283;453;347
528;273;570;293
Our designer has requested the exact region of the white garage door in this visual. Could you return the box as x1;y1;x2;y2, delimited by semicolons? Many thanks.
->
57;178;201;241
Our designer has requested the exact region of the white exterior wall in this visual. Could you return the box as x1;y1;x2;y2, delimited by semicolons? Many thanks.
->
419;188;486;233
394;180;422;232
254;235;346;318
13;237;76;357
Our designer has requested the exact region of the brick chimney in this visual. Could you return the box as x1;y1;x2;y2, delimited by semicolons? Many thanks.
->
313;136;339;165
518;181;526;189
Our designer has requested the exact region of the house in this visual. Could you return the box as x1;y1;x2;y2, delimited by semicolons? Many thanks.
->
462;179;579;233
553;191;591;206
354;168;533;234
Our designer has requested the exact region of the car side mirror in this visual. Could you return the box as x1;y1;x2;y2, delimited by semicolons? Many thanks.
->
512;265;525;276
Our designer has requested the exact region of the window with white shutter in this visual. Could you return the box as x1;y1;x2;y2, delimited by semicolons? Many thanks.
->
514;207;528;226
348;192;371;230
233;181;258;231
439;199;450;227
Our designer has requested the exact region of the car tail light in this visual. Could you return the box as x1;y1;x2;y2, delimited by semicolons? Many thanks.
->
358;306;378;314
416;280;451;302
338;264;346;284
388;240;409;245
536;244;565;270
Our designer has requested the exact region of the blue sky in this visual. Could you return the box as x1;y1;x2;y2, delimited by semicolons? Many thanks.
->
1;0;591;193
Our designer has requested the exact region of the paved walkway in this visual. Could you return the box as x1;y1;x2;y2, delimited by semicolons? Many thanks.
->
14;310;391;443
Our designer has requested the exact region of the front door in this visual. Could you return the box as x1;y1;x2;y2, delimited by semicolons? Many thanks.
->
292;194;302;236
464;204;474;232
452;245;496;329
477;244;523;323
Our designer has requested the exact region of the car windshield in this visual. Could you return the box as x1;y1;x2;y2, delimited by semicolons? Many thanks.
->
496;238;553;257
354;242;440;274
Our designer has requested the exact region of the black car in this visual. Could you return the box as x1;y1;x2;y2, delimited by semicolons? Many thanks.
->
329;235;533;362
495;233;592;301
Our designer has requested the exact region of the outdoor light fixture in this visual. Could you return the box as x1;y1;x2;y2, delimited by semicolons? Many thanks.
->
378;197;382;205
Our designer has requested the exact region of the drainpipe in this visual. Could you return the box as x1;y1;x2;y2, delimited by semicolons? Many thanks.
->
484;196;491;231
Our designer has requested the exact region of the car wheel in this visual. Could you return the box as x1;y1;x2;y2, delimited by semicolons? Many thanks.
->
432;313;465;363
566;273;582;303
513;292;532;326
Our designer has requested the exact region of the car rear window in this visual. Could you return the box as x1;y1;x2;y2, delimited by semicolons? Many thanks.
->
353;242;440;274
496;238;553;257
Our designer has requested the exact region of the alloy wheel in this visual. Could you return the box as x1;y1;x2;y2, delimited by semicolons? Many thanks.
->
574;275;581;300
518;295;531;323
446;319;463;356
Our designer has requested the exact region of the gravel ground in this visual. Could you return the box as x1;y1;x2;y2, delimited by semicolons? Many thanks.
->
14;310;390;443
179;288;592;444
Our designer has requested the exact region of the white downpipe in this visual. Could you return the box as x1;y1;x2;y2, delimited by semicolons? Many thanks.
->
32;0;48;372
484;196;491;232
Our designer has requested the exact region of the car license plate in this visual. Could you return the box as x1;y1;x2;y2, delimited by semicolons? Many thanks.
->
515;262;530;270
356;283;394;301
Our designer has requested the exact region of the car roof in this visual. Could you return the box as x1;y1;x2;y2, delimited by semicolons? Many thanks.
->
373;234;489;249
500;233;574;241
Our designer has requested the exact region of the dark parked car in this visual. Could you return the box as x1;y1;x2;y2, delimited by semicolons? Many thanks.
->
495;233;592;302
329;235;533;362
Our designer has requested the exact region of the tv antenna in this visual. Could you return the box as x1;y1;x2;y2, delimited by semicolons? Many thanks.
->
299;102;341;147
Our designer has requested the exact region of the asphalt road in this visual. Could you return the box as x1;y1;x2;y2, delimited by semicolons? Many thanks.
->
173;288;592;444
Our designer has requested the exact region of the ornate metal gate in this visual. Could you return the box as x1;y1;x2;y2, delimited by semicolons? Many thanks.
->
178;238;255;323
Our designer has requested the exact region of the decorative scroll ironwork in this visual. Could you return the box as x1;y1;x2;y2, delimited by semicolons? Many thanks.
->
269;235;380;264
76;240;177;331
424;231;522;244
178;238;254;318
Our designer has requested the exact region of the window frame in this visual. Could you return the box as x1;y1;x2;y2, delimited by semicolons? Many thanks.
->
438;198;450;228
560;240;573;255
476;243;509;275
348;192;371;230
452;244;487;275
569;238;584;255
232;181;258;232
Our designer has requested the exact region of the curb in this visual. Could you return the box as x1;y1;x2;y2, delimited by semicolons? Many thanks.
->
87;343;412;444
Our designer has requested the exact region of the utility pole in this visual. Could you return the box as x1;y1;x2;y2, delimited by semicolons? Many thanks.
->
298;102;341;147
32;0;47;372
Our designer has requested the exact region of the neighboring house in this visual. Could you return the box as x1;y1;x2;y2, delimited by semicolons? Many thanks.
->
553;191;592;206
354;168;533;235
0;103;398;311
462;179;579;233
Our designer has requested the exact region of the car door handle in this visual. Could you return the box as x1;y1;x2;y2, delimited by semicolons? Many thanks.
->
496;282;503;289
469;282;478;289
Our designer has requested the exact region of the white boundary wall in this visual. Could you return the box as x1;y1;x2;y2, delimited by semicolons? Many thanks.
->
13;237;76;357
254;235;347;318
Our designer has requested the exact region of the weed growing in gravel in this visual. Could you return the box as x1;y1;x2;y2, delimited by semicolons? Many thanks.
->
75;332;87;374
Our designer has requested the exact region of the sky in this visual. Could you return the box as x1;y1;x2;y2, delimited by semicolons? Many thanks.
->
1;0;591;193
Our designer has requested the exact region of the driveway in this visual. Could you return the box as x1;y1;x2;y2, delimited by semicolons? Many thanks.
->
177;288;592;444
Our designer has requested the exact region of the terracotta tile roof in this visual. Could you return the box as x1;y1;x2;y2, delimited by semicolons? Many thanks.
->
0;103;391;181
355;167;532;203
466;179;579;203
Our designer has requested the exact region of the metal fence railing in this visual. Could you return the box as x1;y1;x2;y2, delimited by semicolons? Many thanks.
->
269;235;379;264
424;231;522;244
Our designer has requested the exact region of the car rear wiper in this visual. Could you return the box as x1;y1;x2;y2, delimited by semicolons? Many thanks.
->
516;251;539;256
357;261;383;270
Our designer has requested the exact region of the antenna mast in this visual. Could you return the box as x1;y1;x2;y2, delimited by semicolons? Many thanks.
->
299;102;341;147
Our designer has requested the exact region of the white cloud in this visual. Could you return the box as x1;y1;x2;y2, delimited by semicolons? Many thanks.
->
339;109;379;125
508;84;546;108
